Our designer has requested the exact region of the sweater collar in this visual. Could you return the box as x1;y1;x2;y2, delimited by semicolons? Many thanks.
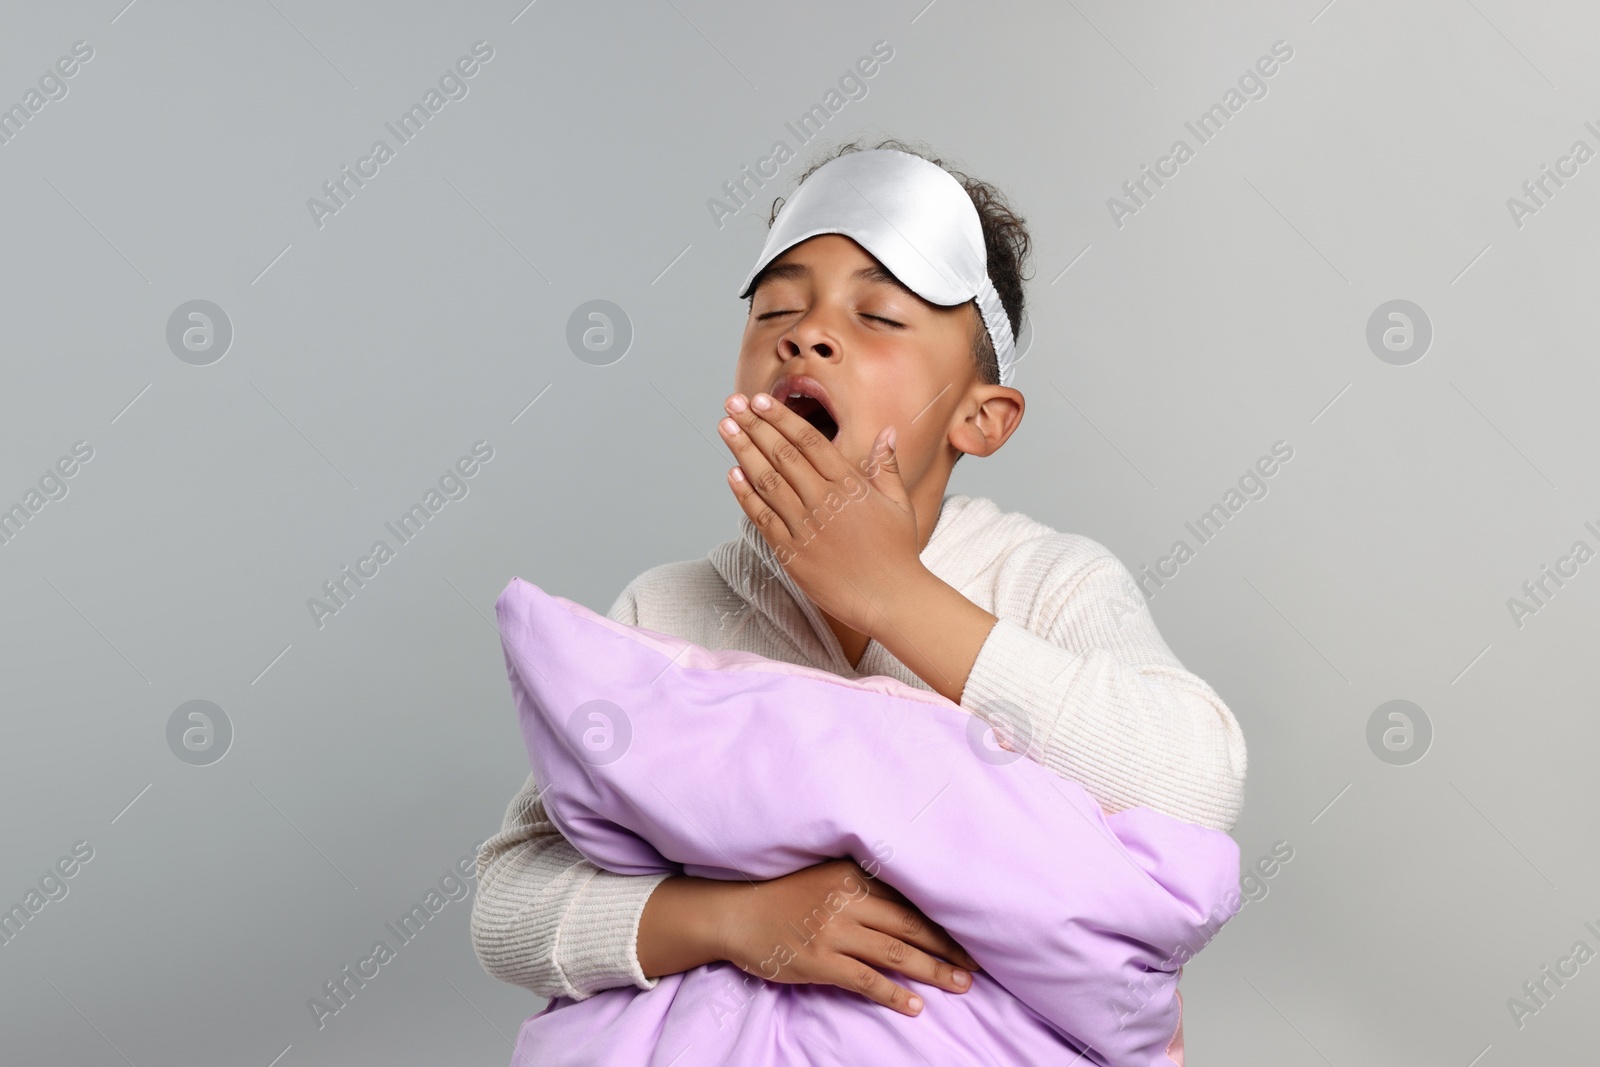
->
706;493;992;676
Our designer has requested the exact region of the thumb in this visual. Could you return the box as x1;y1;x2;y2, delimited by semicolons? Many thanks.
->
867;426;909;504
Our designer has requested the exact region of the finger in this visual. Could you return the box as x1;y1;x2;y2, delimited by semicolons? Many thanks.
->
856;895;981;975
845;870;970;962
837;864;982;973
835;922;974;997
725;461;790;550
747;392;856;483
731;396;828;506
958;944;982;972
718;413;803;536
726;392;858;538
822;949;928;1017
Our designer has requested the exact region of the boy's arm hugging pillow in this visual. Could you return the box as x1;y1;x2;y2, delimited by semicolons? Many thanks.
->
496;577;1243;1067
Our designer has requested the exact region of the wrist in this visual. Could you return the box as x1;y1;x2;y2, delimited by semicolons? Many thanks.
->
862;563;941;640
639;875;736;978
862;565;999;706
704;878;760;964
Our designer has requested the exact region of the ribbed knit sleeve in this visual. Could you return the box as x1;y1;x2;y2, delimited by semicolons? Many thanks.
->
958;545;1247;832
469;581;674;1002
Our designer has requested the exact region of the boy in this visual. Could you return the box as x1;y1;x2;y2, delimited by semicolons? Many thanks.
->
472;138;1246;1023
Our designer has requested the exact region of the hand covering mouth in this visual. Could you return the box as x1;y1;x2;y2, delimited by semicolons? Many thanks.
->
770;375;841;441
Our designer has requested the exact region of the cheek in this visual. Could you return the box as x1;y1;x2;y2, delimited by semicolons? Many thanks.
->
836;412;896;472
731;350;764;394
842;428;870;469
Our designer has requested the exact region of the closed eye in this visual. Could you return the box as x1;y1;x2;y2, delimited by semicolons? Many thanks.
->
755;310;904;328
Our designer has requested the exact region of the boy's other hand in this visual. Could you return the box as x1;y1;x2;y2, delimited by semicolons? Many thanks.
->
719;391;925;636
715;858;981;1017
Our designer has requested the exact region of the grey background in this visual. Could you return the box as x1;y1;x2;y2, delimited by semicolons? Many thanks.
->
1;0;1595;1063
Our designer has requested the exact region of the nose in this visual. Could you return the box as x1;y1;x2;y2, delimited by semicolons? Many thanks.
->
778;307;839;362
781;336;833;360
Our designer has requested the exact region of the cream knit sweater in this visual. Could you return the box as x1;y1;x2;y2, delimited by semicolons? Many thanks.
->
471;493;1247;1003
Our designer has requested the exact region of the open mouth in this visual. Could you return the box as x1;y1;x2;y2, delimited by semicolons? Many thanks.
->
783;394;840;441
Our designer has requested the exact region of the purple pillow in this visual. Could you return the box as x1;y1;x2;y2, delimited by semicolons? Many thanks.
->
496;577;1241;1066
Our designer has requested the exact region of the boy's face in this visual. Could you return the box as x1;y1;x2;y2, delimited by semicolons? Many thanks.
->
735;234;995;490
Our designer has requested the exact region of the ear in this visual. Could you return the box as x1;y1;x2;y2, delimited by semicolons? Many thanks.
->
948;386;1024;459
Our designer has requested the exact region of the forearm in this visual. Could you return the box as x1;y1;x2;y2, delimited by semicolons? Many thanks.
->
636;875;746;979
867;561;1246;831
960;615;1247;830
865;564;998;706
471;772;673;1000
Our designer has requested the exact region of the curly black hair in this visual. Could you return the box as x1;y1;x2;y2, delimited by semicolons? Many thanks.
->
756;136;1033;388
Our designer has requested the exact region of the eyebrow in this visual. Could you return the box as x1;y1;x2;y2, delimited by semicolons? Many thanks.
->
751;262;917;299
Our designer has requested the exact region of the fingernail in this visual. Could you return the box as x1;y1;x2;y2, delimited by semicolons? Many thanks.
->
719;417;740;435
952;970;969;987
752;392;773;410
907;996;922;1013
727;394;748;413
